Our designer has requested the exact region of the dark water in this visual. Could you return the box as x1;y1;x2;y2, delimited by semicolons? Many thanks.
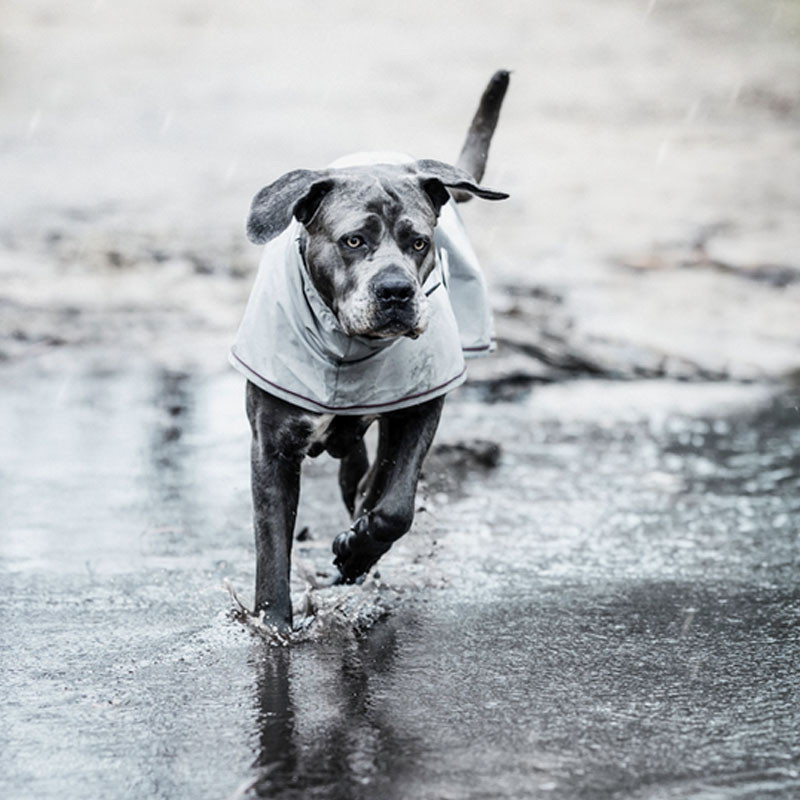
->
2;349;799;799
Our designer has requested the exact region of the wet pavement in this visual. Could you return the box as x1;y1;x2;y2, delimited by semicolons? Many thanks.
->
2;349;798;799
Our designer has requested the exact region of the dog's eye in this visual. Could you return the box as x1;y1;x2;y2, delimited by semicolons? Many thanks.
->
343;235;364;249
412;238;429;252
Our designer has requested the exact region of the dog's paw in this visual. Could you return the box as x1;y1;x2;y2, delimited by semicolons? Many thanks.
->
332;517;390;584
258;607;293;636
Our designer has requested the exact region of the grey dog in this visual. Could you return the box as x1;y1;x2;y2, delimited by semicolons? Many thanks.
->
237;71;509;632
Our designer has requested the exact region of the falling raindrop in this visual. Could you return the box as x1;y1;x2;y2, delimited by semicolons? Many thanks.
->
655;138;670;166
27;108;42;138
223;159;239;186
160;110;174;137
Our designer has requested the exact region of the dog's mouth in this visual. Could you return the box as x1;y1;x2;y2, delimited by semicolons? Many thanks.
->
361;321;423;340
338;294;430;340
363;306;428;340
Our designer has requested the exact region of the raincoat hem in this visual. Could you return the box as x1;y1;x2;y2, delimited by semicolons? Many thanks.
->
463;339;497;357
229;349;467;415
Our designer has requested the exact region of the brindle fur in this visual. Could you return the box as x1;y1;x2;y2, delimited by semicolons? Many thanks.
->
243;71;509;631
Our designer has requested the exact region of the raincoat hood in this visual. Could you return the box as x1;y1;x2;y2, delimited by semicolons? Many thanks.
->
229;153;495;416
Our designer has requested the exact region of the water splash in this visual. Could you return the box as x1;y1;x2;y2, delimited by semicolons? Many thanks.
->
223;569;394;646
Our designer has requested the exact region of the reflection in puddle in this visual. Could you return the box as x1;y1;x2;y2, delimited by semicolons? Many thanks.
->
241;621;419;799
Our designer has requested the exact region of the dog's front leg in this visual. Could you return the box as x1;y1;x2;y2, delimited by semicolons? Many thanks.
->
246;382;312;632
333;396;444;583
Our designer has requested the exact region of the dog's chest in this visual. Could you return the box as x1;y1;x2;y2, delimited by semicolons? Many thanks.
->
304;412;379;458
307;414;335;449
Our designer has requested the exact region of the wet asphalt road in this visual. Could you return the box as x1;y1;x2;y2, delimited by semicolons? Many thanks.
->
2;350;799;800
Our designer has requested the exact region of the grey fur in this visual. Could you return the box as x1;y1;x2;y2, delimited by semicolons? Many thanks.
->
241;72;510;632
454;69;510;200
247;161;507;246
247;169;332;244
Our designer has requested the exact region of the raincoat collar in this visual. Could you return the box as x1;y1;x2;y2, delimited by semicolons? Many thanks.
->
229;153;494;416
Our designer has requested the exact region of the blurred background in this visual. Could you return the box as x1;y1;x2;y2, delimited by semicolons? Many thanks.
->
2;0;798;378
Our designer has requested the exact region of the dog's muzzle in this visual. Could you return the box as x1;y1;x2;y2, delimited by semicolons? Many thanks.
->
368;270;424;338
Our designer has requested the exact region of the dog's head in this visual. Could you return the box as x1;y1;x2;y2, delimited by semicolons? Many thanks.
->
246;160;507;339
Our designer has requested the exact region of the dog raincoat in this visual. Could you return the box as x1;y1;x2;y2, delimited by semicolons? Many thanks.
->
229;154;495;416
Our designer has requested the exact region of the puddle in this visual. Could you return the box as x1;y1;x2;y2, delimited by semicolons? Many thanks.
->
2;349;799;799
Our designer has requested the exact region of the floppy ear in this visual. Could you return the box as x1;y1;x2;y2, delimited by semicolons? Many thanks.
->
413;159;508;214
246;169;335;244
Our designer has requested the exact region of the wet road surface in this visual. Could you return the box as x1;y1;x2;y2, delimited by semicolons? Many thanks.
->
2;350;799;799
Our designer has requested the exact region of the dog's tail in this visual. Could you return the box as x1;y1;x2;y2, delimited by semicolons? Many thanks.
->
453;69;510;202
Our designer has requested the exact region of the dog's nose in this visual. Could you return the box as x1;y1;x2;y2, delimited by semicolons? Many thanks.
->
373;274;415;305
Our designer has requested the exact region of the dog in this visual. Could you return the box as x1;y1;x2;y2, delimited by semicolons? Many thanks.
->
231;71;510;632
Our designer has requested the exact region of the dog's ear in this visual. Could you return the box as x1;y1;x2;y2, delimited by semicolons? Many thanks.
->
413;159;508;215
247;170;335;244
